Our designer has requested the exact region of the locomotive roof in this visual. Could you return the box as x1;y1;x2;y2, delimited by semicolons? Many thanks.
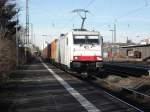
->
72;30;100;36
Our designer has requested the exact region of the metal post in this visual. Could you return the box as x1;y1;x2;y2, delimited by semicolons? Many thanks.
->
26;0;29;45
31;23;33;45
25;0;29;62
110;30;114;44
109;29;114;62
114;23;116;43
16;11;19;67
43;40;44;50
42;35;48;50
34;33;36;45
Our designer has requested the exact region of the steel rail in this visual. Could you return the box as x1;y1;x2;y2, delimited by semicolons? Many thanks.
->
65;69;145;112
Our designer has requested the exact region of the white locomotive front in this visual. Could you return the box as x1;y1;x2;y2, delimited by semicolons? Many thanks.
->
56;29;103;74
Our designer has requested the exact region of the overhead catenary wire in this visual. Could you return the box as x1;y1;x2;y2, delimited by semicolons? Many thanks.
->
117;0;149;20
60;0;96;33
48;0;149;38
99;0;150;29
85;0;96;9
92;0;150;44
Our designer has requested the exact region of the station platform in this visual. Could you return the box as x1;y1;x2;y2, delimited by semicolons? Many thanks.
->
0;58;139;112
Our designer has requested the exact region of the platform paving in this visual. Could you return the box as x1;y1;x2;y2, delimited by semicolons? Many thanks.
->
0;58;139;112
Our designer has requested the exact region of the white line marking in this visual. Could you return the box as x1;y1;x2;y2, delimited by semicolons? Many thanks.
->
15;70;48;72
41;61;101;112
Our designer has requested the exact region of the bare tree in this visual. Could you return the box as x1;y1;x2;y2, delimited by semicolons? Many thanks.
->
0;0;19;40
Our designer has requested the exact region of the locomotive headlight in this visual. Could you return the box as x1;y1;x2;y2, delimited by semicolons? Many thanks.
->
96;56;102;61
75;57;78;59
74;56;79;60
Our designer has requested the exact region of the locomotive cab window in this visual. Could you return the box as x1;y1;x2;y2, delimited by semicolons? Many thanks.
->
73;35;99;45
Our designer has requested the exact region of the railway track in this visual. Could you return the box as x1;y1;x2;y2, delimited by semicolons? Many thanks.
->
49;66;144;112
103;62;150;77
89;76;149;111
56;67;149;111
54;59;150;111
95;77;150;111
99;62;150;110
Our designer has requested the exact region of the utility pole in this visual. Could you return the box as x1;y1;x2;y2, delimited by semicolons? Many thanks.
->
42;35;47;50
126;36;128;43
109;30;114;44
109;23;116;62
114;23;116;43
109;23;116;44
16;10;19;67
26;0;29;45
25;0;29;62
34;33;36;45
31;23;33;45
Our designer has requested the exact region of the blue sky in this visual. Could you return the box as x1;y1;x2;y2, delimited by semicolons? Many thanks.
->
18;0;150;48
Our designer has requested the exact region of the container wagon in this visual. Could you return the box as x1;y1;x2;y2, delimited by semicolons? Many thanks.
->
41;44;51;61
50;39;57;63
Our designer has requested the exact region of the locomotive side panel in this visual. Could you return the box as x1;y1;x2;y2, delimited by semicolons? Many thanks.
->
55;38;60;63
59;32;73;68
59;35;68;67
59;36;65;65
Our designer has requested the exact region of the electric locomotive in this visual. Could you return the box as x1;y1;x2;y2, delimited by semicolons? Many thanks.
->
55;29;103;75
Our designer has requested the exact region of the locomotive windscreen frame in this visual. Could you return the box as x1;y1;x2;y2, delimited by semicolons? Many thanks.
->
73;35;100;45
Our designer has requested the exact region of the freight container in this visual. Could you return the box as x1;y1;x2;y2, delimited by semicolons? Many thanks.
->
41;44;50;61
50;39;57;63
